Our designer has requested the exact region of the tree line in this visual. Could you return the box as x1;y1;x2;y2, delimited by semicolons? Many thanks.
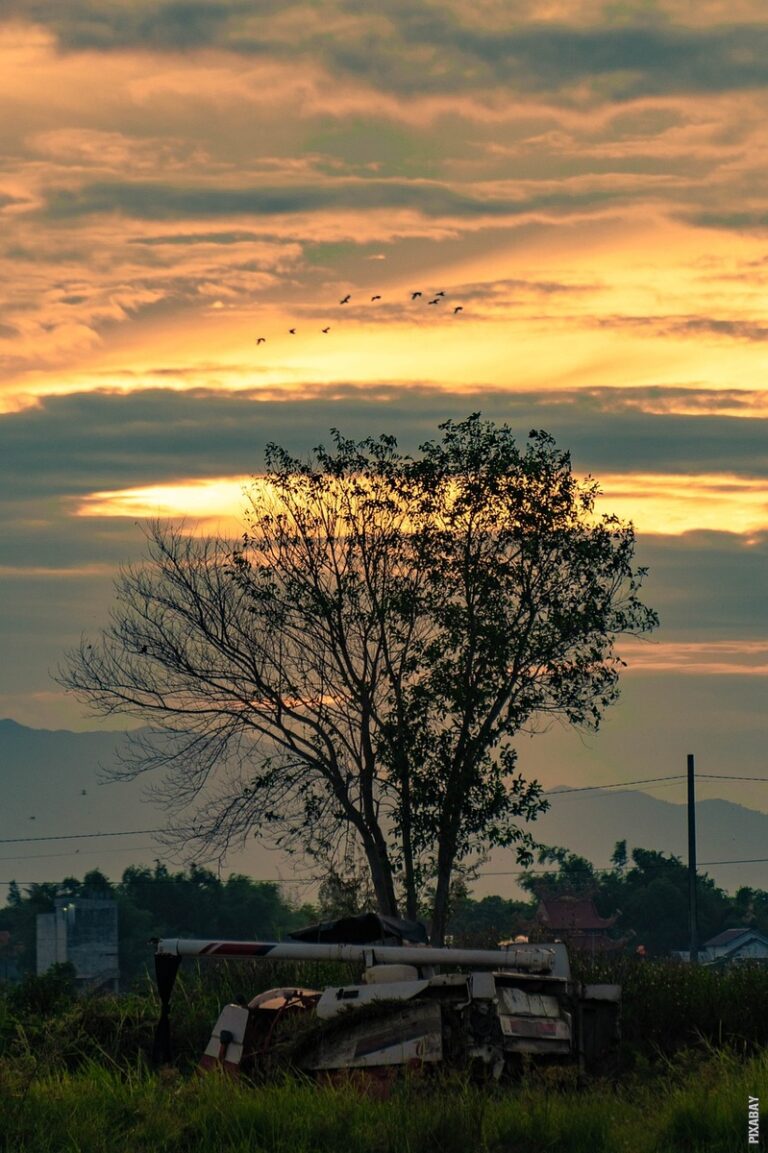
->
1;843;766;983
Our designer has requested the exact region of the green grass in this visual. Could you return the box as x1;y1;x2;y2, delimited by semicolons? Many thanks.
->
1;1049;765;1153
2;960;768;1151
572;956;768;1059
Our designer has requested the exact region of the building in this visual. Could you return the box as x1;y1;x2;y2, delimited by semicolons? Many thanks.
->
675;927;768;965
527;895;624;954
36;897;119;992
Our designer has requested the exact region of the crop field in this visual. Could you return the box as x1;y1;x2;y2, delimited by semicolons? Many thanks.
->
1;959;767;1153
1;1050;765;1153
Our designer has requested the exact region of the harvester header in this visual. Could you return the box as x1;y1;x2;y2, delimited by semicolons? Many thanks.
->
154;937;558;974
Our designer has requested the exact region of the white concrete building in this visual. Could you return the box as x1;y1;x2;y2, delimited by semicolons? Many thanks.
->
37;897;119;992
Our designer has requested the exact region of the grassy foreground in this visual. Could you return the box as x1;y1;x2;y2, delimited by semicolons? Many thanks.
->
1;1048;765;1153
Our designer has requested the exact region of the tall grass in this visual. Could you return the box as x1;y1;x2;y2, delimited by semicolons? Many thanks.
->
572;956;768;1058
2;958;767;1152
1;1049;765;1153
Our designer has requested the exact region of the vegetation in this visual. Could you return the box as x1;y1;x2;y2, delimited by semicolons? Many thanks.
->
0;865;317;984
1;1056;761;1153
60;416;657;941
0;1043;764;1152
3;836;768;983
517;842;768;957
2;943;767;1152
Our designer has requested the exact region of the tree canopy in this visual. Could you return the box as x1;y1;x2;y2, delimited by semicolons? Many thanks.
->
62;415;657;941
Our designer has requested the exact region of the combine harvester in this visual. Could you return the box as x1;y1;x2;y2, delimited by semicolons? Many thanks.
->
153;915;620;1081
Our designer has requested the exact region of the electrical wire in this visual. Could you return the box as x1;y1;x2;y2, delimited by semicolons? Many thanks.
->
698;774;768;783
0;829;165;845
543;775;685;794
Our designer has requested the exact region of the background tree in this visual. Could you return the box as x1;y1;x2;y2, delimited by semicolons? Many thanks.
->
521;842;737;955
519;846;599;900
0;867;314;983
602;847;733;956
62;415;657;942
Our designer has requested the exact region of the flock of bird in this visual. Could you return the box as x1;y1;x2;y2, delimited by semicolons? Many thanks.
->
254;288;464;343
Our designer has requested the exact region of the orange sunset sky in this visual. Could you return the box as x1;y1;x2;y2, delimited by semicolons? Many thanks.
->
2;1;768;861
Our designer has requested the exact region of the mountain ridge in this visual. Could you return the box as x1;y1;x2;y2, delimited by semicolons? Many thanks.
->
2;720;767;899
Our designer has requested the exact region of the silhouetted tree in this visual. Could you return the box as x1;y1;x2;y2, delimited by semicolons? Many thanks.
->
62;416;657;942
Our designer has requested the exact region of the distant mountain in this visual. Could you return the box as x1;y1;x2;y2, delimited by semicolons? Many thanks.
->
479;786;768;898
2;720;767;901
0;720;294;895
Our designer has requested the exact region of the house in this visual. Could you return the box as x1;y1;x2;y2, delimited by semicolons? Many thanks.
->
526;895;624;954
675;927;768;965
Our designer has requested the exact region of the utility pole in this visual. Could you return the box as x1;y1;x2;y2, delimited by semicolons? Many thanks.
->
687;753;698;964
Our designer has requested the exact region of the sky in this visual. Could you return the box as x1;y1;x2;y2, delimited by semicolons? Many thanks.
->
2;0;768;882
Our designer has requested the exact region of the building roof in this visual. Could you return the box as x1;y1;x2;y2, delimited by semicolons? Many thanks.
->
704;927;766;949
536;896;618;931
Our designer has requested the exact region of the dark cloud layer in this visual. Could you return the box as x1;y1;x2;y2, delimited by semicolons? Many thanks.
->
10;3;768;102
43;179;625;224
2;385;767;503
635;531;768;641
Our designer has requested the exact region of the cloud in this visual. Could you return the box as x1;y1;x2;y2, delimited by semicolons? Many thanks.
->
596;314;768;342
686;210;768;234
633;529;768;642
8;2;768;103
618;639;768;674
2;384;768;502
2;383;766;733
6;0;254;52
42;177;633;224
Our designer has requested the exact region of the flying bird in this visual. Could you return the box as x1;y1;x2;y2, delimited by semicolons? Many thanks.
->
411;291;422;299
340;294;351;304
289;328;297;334
256;337;266;344
428;298;441;305
453;306;463;314
371;295;382;301
435;290;446;297
322;326;331;333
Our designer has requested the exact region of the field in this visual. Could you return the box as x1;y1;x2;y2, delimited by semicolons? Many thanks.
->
1;959;766;1152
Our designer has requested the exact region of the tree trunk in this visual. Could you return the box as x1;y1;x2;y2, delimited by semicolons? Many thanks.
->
361;825;400;918
399;761;418;921
429;837;455;945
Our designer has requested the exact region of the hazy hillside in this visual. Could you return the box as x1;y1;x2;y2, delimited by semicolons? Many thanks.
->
0;720;295;898
2;720;767;902
479;786;768;898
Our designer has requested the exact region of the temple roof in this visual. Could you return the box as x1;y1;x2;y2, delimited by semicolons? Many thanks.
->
536;896;618;931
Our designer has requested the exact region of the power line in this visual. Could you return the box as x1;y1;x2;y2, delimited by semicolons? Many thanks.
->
5;856;768;886
0;829;165;845
696;857;768;867
0;845;158;863
0;774;765;853
477;855;768;877
544;779;686;798
0;875;318;888
698;774;768;783
537;779;682;797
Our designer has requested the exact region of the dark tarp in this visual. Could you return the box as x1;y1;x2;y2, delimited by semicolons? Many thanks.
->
289;912;429;946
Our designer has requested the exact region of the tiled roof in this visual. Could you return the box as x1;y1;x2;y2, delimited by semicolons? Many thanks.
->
537;896;618;930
